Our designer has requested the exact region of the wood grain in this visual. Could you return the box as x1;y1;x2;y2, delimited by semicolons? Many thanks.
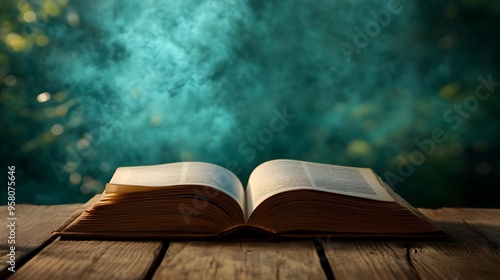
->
10;238;163;280
321;208;500;280
442;208;500;249
407;208;500;279
0;203;82;271
2;202;500;280
322;239;417;280
153;241;326;280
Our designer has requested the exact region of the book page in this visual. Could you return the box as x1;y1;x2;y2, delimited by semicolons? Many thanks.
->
107;162;246;213
246;159;395;216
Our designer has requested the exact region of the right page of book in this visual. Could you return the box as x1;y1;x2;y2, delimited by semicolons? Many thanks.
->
246;159;395;216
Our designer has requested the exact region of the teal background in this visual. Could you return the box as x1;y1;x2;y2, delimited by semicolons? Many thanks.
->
1;0;499;207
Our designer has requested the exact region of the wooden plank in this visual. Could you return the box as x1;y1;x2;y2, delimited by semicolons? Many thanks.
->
9;238;163;280
321;239;417;280
416;208;499;256
3;201;500;280
0;203;84;271
441;208;500;248
406;208;500;279
320;208;500;279
153;241;326;280
0;196;99;277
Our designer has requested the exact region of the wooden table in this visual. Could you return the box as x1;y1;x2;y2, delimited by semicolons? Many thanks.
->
1;196;499;280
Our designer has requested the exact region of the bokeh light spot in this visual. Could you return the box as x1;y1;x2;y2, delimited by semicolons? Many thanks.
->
440;82;461;99
17;2;30;12
4;75;17;86
55;105;68;117
35;34;50;47
23;11;37;23
70;172;82;185
5;33;27;52
77;138;90;150
37;92;51;102
43;1;61;16
50;124;64;135
53;91;68;102
149;115;162;127
100;162;111;173
66;10;81;27
347;140;372;156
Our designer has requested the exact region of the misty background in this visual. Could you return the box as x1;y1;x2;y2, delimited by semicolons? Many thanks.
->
1;0;499;207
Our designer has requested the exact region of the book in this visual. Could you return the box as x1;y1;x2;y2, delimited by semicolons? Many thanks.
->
56;159;446;239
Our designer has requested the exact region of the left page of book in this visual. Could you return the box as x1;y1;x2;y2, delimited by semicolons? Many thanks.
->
105;162;246;215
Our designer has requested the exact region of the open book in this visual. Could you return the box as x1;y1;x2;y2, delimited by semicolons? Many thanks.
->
56;159;446;239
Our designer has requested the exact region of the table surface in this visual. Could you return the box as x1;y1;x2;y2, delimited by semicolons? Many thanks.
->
1;195;499;280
